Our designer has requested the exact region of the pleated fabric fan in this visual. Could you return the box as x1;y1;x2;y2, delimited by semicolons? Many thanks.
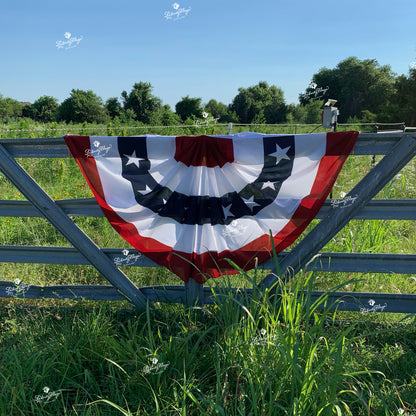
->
64;131;358;283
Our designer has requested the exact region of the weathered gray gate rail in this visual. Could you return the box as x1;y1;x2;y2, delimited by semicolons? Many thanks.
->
1;133;416;313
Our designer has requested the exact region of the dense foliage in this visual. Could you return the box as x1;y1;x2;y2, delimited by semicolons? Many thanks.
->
1;56;416;126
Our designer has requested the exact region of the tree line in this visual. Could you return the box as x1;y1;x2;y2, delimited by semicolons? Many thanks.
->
1;56;415;126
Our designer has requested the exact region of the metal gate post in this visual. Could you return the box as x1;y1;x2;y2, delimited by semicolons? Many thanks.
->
0;144;148;310
185;279;204;307
261;134;416;290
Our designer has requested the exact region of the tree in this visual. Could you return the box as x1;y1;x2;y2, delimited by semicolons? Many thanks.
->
230;81;286;124
305;57;396;122
58;89;107;123
286;101;323;124
105;97;123;119
0;95;23;120
175;95;204;121
204;99;227;120
392;66;416;125
32;96;59;122
203;99;238;122
121;82;162;124
149;104;181;126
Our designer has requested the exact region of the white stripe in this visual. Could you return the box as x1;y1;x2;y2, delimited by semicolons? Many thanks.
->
147;135;263;196
94;133;327;255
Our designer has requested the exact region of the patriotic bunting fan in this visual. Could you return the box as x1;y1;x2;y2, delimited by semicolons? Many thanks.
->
64;131;358;283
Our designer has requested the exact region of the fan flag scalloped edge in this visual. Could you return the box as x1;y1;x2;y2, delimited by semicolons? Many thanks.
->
64;131;358;283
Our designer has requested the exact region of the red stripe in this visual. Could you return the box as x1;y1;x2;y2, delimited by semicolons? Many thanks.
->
175;135;234;168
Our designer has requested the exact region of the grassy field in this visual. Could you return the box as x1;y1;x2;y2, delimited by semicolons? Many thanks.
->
1;122;416;414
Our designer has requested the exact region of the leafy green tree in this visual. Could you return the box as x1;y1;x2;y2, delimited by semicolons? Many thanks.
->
393;67;416;125
149;104;181;126
32;96;59;122
22;103;36;119
306;57;396;122
203;99;227;121
121;82;162;124
105;97;123;119
175;96;204;121
203;99;238;123
230;81;286;124
0;95;23;120
58;89;107;123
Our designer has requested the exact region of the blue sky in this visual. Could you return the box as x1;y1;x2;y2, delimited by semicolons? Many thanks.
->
1;0;415;109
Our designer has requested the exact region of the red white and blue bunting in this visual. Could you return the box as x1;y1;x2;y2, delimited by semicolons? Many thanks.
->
65;131;358;282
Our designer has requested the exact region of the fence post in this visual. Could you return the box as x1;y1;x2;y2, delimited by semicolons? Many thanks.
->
185;279;204;307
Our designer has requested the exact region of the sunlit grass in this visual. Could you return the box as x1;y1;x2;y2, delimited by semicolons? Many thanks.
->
2;272;415;415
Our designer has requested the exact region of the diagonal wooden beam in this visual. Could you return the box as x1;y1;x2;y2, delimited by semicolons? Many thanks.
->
261;133;416;290
0;144;148;310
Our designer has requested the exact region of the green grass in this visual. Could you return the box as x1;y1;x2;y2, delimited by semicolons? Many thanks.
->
2;273;416;415
1;122;416;414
